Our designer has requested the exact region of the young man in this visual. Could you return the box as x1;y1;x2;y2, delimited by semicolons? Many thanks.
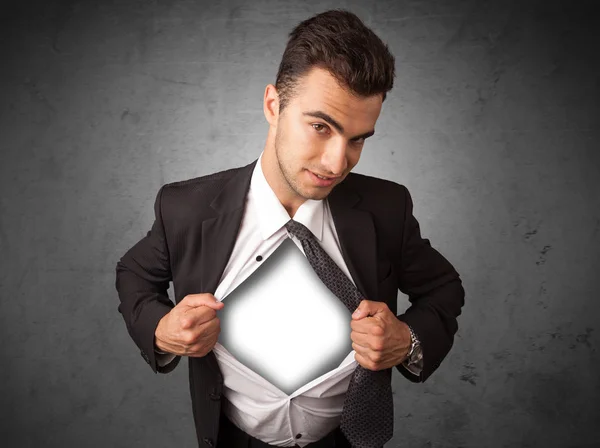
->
115;9;465;448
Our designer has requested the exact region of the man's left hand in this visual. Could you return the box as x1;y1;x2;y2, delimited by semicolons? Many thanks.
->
350;299;411;371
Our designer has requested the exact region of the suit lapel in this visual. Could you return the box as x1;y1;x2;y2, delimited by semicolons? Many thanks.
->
198;160;257;383
327;180;378;302
199;158;379;306
200;159;257;295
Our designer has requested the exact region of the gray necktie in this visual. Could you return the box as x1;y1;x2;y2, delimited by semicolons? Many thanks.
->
285;219;393;448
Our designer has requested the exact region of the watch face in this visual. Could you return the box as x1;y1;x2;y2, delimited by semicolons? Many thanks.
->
408;344;422;363
411;346;423;364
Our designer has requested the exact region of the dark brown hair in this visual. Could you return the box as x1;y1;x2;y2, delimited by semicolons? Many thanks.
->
274;9;396;115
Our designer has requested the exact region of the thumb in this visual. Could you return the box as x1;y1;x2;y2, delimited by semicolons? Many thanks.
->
352;299;384;320
181;293;224;310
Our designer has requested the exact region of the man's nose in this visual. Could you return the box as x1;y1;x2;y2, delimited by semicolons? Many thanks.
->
322;143;348;176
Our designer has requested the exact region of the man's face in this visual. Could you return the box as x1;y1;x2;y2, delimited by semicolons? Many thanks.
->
270;67;383;204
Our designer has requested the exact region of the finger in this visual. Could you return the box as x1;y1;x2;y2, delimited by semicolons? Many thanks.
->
353;344;384;369
350;316;378;334
188;323;220;346
351;299;370;319
354;330;386;352
352;340;368;354
351;330;381;350
181;293;224;310
180;317;220;348
353;350;378;371
352;299;388;320
181;306;219;328
188;329;221;357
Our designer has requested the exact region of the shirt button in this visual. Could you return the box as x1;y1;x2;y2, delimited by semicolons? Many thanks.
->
256;255;263;262
295;433;302;439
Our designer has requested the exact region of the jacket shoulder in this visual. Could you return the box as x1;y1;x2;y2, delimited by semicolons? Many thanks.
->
165;164;248;197
344;171;407;202
164;165;245;190
157;164;249;221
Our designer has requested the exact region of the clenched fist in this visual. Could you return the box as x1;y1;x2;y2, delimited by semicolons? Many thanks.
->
154;293;225;357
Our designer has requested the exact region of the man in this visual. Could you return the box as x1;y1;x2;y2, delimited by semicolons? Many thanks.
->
115;9;465;448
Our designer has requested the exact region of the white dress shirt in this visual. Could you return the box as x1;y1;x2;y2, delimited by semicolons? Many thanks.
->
157;151;419;446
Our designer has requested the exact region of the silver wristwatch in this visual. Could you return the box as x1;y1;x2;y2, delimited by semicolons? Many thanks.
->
405;325;423;366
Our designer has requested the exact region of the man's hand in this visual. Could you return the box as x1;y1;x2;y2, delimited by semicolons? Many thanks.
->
154;293;224;357
350;299;411;371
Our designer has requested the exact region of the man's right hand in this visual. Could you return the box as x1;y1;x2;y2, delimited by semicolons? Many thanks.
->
154;293;225;357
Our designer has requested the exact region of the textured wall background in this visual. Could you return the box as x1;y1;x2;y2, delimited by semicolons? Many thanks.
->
1;0;598;447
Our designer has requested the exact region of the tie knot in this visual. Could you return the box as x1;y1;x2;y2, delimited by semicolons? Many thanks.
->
285;219;312;241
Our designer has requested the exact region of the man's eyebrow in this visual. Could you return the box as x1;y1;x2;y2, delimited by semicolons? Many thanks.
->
302;110;375;140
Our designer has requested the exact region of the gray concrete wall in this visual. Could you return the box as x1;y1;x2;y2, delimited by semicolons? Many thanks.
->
1;0;598;447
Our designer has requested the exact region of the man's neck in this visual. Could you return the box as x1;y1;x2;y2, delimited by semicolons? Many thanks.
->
261;150;306;218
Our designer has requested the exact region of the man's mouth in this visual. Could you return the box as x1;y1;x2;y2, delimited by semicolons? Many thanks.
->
311;171;339;180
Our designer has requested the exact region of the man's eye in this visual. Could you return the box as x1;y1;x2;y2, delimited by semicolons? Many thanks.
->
312;124;364;145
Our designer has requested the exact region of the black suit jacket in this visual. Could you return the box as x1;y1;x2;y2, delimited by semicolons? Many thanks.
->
115;158;465;447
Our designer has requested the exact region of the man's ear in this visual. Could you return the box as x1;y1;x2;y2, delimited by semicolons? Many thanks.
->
263;84;279;127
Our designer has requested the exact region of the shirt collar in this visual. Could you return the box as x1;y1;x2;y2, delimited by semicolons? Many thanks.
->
250;151;324;242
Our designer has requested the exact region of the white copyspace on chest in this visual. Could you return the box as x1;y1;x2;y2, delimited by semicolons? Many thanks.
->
217;238;353;395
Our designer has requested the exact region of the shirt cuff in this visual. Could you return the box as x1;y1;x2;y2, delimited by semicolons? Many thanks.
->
401;358;423;376
155;350;177;367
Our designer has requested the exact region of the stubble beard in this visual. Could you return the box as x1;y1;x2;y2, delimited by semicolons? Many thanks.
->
274;127;328;202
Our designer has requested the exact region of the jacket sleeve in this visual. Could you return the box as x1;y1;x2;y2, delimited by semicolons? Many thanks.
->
394;185;465;383
115;184;182;374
